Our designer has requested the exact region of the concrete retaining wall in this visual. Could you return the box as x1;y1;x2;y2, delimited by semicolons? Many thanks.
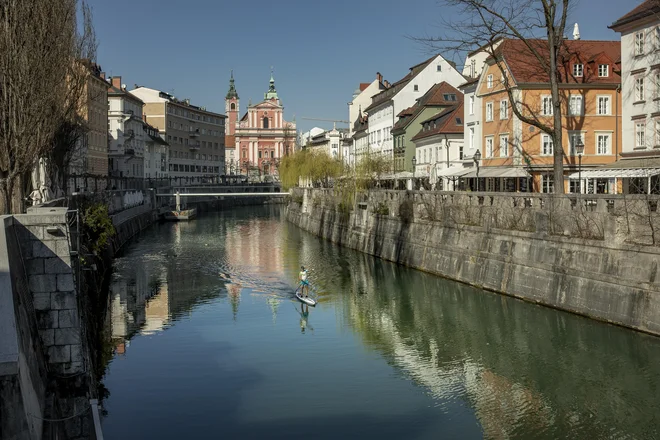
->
0;216;48;440
287;188;660;336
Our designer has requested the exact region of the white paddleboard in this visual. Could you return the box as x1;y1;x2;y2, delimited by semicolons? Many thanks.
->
295;291;317;306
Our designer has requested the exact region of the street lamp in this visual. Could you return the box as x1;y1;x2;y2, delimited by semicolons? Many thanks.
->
412;155;417;190
575;139;584;194
473;149;481;191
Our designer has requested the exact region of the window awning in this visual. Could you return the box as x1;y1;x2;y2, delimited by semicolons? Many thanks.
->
436;166;473;178
567;168;660;179
462;167;531;178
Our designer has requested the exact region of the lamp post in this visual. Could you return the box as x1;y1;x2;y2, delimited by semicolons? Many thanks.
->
412;155;417;190
575;139;584;194
473;149;481;192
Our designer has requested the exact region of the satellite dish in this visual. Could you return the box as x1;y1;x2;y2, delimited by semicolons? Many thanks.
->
121;83;127;89
529;126;535;132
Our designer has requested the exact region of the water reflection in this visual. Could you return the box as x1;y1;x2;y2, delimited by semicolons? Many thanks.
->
102;205;660;439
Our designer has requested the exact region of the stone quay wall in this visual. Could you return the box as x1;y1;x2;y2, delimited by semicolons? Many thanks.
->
287;188;660;336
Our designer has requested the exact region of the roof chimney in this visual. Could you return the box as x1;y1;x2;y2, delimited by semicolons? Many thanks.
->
111;76;122;89
573;23;580;40
384;80;391;88
100;72;105;80
377;72;383;83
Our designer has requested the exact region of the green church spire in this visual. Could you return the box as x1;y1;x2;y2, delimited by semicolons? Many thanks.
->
226;70;239;100
264;67;278;100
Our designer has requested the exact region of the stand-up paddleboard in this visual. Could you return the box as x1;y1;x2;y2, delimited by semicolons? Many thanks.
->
295;290;317;306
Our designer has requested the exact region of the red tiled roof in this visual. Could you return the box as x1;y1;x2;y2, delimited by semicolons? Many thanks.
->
392;82;463;133
495;39;620;85
411;103;464;142
610;0;660;30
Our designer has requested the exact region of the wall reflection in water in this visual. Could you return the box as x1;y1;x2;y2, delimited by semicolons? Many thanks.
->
304;238;660;439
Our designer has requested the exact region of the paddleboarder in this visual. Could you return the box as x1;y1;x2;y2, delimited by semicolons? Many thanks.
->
298;266;310;298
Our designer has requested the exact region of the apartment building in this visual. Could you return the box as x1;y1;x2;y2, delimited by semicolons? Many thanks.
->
130;86;226;180
476;38;621;193
108;77;146;178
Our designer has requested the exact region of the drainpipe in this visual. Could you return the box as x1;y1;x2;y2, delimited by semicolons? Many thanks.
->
445;134;450;189
616;84;621;162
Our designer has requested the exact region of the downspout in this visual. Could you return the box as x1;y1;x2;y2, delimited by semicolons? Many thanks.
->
445;134;450;190
616;84;621;162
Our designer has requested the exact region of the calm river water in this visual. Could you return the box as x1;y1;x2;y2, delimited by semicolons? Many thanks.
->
100;205;660;439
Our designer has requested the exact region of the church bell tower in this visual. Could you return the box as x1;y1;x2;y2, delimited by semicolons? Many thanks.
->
225;70;239;136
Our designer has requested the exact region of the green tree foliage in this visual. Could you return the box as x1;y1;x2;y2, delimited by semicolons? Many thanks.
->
278;149;344;190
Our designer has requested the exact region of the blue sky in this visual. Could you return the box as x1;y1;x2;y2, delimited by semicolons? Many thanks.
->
90;0;634;134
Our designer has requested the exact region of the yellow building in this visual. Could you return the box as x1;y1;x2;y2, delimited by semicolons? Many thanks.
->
476;39;621;193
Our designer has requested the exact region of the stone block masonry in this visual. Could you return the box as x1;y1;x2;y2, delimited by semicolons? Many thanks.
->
288;188;660;336
12;207;84;375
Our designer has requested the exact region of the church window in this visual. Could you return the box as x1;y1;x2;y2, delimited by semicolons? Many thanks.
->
231;103;235;110
263;117;269;128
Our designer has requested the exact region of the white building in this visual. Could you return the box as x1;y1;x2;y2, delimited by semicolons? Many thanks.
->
143;122;169;179
411;104;465;190
108;77;146;178
363;55;465;159
307;127;347;159
458;40;503;166
299;127;325;147
349;74;385;137
610;1;660;161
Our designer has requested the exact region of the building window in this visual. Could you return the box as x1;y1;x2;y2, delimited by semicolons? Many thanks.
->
500;100;508;119
485;136;494;157
487;74;493;88
414;85;419;91
542;174;554;193
263;117;269;128
573;64;583;77
459;145;464;160
636;31;645;55
636;122;646;148
635;76;645;101
437;64;442;71
656;120;660;147
500;134;509;157
568;131;585;155
598;64;609;77
569;95;583;116
469;127;475;150
230;103;236;110
469;96;475;115
596;133;611;155
597;96;611;115
486;102;493;121
541;134;554;156
541;96;553;116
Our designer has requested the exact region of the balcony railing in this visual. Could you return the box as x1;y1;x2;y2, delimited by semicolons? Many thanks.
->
189;129;200;138
189;142;200;151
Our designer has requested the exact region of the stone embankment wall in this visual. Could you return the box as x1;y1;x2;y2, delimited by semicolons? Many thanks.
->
287;188;660;336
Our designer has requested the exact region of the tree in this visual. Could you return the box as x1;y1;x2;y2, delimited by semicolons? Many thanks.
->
0;0;97;213
415;0;572;193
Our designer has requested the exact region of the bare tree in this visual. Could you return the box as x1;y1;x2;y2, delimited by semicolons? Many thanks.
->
0;0;97;213
413;0;575;193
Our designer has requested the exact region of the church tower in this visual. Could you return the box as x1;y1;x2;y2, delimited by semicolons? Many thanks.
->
264;70;280;105
225;70;239;137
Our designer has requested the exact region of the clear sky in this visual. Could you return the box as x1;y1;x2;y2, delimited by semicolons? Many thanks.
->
89;0;634;134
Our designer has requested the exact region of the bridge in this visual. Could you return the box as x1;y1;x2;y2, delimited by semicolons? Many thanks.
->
155;192;289;197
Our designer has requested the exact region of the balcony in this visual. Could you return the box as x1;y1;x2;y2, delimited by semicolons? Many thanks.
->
189;129;200;138
125;148;135;156
189;142;200;151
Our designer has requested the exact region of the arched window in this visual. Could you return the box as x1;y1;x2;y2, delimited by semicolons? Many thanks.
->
230;103;235;110
263;117;269;129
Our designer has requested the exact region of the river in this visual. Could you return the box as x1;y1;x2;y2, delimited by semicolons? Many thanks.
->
100;205;660;439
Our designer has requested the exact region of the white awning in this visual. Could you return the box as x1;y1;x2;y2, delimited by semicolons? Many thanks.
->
436;166;473;178
567;168;660;179
462;167;531;178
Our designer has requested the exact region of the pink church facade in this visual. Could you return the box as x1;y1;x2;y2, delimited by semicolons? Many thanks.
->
225;72;296;177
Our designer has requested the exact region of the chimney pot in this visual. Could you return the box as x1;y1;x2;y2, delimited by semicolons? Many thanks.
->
377;72;383;83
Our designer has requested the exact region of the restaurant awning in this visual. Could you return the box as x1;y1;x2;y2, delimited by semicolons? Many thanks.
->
462;167;531;178
436;166;473;178
567;168;660;179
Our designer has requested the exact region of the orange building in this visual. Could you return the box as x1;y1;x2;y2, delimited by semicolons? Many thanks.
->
476;39;621;193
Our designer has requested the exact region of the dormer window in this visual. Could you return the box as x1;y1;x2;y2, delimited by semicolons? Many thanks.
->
443;94;457;101
598;64;609;77
573;64;583;77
